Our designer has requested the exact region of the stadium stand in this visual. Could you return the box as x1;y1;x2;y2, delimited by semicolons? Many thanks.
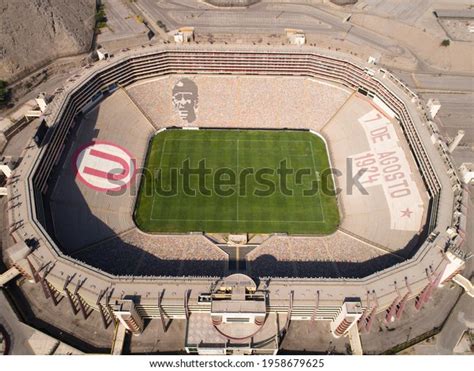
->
4;45;467;353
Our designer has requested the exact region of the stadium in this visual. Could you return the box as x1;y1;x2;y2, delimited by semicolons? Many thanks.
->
3;45;468;354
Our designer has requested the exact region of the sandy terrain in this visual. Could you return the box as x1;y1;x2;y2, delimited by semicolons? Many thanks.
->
0;0;96;82
350;13;474;73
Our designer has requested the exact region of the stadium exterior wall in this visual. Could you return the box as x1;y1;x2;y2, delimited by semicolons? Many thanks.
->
4;46;466;329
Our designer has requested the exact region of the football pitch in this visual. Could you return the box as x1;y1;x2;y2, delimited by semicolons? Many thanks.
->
134;129;339;234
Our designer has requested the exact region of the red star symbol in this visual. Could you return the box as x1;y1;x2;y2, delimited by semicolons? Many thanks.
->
401;208;413;218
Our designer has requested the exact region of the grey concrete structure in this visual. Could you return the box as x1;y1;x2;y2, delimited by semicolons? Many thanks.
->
0;290;83;355
2;45;469;354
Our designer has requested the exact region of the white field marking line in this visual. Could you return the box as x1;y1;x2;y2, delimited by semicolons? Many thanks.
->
149;137;326;223
162;138;313;143
236;138;240;222
149;217;326;223
149;138;168;220
160;152;311;157
309;140;325;223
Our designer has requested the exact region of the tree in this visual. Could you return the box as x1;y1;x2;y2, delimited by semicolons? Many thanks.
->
95;4;107;29
441;39;450;47
0;80;10;107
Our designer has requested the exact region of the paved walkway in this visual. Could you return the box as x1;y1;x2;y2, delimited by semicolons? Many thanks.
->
0;290;82;354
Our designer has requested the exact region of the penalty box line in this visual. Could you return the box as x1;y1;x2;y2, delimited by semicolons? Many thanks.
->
309;140;326;224
149;138;168;222
148;137;327;223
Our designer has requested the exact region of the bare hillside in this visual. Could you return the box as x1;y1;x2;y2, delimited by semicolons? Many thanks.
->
0;0;96;82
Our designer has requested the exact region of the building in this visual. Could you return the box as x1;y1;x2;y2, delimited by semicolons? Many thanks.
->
286;29;306;45
2;45;469;354
174;27;194;44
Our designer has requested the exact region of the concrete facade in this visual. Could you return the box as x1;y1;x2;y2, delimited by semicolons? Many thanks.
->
2;45;468;353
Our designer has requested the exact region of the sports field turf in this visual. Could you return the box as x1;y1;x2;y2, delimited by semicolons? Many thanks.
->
135;129;339;234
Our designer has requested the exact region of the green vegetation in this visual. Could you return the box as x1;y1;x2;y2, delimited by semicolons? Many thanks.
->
156;20;168;32
0;80;10;107
135;129;339;234
441;39;451;47
95;3;107;29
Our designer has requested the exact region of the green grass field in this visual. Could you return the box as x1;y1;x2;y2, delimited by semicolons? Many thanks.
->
134;129;339;234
